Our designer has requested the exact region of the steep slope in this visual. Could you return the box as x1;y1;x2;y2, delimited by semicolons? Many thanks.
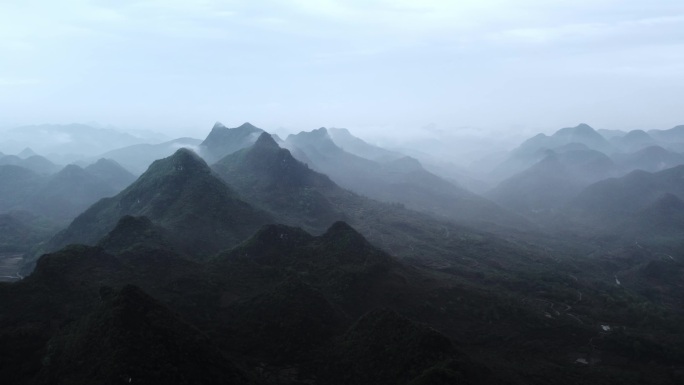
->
213;132;346;231
84;158;137;191
199;122;264;163
285;129;525;230
45;148;272;258
98;137;203;175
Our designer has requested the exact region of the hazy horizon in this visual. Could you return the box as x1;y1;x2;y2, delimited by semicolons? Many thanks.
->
2;0;683;140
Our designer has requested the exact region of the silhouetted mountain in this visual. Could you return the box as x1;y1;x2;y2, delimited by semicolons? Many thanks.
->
35;285;253;385
84;158;137;191
284;128;525;230
213;132;345;231
98;137;202;175
488;147;615;216
96;215;172;254
566;166;684;234
17;147;37;158
630;193;684;235
611;145;684;174
611;129;656;152
328;127;404;162
488;153;581;213
490;123;612;182
45;148;272;259
0;165;44;212
32;164;118;223
649;125;684;144
0;163;117;225
0;153;59;175
597;128;627;139
200;122;264;163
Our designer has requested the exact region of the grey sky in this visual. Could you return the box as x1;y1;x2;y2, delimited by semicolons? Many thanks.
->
1;0;683;140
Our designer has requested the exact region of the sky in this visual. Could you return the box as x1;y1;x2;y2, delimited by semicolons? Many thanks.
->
1;0;684;141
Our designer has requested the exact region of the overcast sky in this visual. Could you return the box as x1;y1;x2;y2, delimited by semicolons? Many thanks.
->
1;0;683;140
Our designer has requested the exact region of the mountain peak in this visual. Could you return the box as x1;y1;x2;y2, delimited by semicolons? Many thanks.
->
200;122;265;162
253;132;280;150
213;121;226;129
18;147;37;158
312;127;329;136
322;221;374;253
168;148;207;170
237;122;259;131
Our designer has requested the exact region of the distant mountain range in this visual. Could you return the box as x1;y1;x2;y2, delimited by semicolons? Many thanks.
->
0;124;160;158
0;158;133;224
1;120;684;384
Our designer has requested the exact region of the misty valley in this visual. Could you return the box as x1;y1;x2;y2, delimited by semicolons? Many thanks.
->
0;122;683;384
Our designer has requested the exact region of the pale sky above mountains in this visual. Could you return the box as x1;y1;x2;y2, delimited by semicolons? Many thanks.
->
1;0;683;140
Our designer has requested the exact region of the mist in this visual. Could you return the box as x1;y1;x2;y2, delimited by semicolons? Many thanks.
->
2;2;684;384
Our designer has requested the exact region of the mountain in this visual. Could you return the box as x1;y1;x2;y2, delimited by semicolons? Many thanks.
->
3;212;683;384
611;145;684;174
35;285;253;385
0;163;119;224
329;309;495;385
597;128;627;139
284;129;525;230
212;132;346;231
488;148;616;216
45;148;272;259
0;165;44;213
31;164;118;223
98;137;202;175
0;124;149;157
96;215;172;254
649;125;684;144
84;158;137;191
327;127;404;162
565;165;684;235
490;123;612;182
611;129;656;153
214;133;542;272
199;122;264;163
627;193;684;238
17;147;37;158
0;211;58;253
0;153;60;175
488;153;581;214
